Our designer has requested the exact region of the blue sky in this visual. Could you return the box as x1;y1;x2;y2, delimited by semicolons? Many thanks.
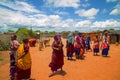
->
0;0;120;32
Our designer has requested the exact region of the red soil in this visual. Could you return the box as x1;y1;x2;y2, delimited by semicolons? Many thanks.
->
0;38;120;80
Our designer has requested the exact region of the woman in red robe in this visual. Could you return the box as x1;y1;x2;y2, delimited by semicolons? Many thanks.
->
49;34;64;77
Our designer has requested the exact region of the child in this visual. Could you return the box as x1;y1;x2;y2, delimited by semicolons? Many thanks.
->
86;34;92;52
93;35;100;56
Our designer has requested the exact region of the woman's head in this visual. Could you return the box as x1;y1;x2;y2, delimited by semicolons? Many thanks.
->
95;34;98;38
54;34;61;42
11;34;17;40
76;36;80;43
103;30;108;36
78;32;82;37
23;37;29;44
67;33;73;38
54;36;58;41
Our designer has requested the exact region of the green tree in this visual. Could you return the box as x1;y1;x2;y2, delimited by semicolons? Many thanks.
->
74;30;79;34
34;30;43;35
109;28;115;32
44;31;48;33
16;28;29;37
49;31;57;35
16;28;35;43
8;29;14;32
34;30;41;33
28;29;36;38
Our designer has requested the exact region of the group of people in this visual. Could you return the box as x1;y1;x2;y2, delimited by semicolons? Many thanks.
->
9;34;32;80
66;31;110;60
9;30;110;79
66;32;86;60
88;31;110;56
48;31;110;77
9;33;64;79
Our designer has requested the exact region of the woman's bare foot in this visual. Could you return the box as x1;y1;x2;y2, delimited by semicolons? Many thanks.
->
60;67;63;72
49;71;56;77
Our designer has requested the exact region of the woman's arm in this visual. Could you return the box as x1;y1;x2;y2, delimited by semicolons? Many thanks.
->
52;41;59;50
52;47;59;50
18;44;29;59
18;52;27;60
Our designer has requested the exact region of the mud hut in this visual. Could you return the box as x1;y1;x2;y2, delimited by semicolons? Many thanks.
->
109;30;120;44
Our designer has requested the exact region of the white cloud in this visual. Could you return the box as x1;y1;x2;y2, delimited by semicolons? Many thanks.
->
92;19;120;28
110;9;120;15
55;10;68;15
75;20;91;27
106;0;117;2
106;0;120;16
0;8;33;26
81;3;90;8
71;19;120;32
0;5;76;31
45;0;80;8
46;15;62;27
62;19;74;27
15;1;40;13
75;8;99;19
0;1;40;13
0;7;120;32
110;2;120;15
74;19;120;29
0;7;72;29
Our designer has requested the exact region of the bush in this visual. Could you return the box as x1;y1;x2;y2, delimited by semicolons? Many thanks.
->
0;35;10;51
0;46;4;51
16;28;36;43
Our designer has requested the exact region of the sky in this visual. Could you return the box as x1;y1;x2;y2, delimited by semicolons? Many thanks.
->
0;0;120;32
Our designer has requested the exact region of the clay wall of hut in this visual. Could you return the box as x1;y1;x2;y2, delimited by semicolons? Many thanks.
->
109;30;120;44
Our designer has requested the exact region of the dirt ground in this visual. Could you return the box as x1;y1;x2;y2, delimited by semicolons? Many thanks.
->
0;38;120;80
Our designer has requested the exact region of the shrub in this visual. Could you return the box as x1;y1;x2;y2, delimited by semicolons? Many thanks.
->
16;28;36;42
0;35;10;51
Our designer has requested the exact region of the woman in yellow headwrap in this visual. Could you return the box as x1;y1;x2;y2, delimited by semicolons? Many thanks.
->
16;38;32;80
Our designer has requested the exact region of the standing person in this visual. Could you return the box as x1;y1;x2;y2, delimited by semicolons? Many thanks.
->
79;33;86;59
16;38;32;80
101;31;110;57
86;34;92;52
74;34;81;59
66;33;74;60
9;34;19;80
49;34;64;77
93;34;100;56
36;32;40;43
